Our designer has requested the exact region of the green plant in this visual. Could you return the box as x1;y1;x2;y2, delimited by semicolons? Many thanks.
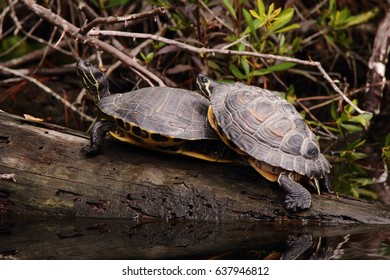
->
382;133;390;165
332;137;377;199
222;0;300;81
318;0;379;48
330;100;372;135
0;35;40;62
245;0;300;46
325;99;376;197
140;52;155;64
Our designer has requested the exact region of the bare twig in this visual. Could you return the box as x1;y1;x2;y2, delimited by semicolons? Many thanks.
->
90;29;369;115
0;3;12;39
7;0;23;32
0;41;69;68
0;64;94;122
79;7;166;34
199;0;235;33
20;0;165;86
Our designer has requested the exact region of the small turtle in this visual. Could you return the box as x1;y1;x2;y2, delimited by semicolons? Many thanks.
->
196;74;331;211
76;60;235;162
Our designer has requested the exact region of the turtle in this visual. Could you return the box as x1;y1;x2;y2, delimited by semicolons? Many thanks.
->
75;60;236;162
196;74;332;211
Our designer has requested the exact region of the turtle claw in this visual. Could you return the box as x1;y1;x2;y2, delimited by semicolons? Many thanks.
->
81;145;101;157
278;172;312;212
82;120;115;158
284;194;311;212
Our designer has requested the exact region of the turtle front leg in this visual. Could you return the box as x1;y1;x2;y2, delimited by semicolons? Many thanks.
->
321;173;333;193
84;120;115;157
277;171;311;212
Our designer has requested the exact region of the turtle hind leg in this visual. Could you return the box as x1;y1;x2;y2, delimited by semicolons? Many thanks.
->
84;120;115;157
277;171;311;212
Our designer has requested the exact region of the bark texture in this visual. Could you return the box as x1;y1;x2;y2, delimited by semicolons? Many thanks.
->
1;112;390;224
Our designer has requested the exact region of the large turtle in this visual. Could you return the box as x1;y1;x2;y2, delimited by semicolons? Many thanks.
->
196;74;332;211
75;60;235;162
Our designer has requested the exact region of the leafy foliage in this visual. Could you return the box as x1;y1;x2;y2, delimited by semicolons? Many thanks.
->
317;0;379;48
330;100;372;135
382;134;390;165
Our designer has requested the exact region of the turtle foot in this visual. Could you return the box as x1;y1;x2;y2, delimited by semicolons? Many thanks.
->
81;145;101;157
284;194;311;212
278;171;312;212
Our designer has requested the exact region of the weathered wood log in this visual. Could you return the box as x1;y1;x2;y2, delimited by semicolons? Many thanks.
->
1;111;390;224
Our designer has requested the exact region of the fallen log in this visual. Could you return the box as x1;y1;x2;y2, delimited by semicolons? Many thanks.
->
1;111;390;224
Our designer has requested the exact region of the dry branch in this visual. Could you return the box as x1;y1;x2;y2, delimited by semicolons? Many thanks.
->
19;0;369;115
88;29;369;116
79;7;166;34
19;0;165;86
0;64;94;122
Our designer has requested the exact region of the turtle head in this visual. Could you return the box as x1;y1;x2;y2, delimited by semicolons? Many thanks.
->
76;59;110;104
196;74;218;99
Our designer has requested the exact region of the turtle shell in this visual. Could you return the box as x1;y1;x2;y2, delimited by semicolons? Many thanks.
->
209;82;331;179
98;87;217;143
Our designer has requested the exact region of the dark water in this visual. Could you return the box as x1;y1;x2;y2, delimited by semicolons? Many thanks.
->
0;216;389;260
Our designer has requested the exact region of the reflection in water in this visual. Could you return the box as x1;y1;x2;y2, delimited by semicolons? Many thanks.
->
0;216;389;260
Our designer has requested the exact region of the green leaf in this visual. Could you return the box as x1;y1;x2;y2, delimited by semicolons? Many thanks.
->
355;187;378;199
222;0;237;20
269;7;295;32
351;187;359;198
274;23;300;33
347;139;366;150
382;133;390;163
349;113;372;127
243;9;259;41
286;85;296;104
140;52;154;63
257;0;266;17
253;62;296;76
344;101;357;115
249;9;261;19
207;60;221;71
340;123;362;132
328;0;336;13
385;133;390;146
241;58;250;77
334;8;351;28
268;3;275;17
343;8;379;28
229;64;246;80
323;125;341;133
291;37;302;52
330;102;338;121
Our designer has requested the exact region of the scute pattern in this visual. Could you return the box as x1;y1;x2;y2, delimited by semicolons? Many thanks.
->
211;82;331;178
98;87;217;140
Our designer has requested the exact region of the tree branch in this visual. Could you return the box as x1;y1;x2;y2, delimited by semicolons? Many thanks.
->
79;7;166;34
89;29;369;115
0;64;94;122
20;0;165;86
